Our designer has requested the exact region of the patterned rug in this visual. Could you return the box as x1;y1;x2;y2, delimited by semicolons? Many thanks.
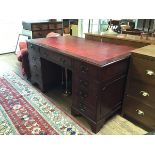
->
0;71;91;135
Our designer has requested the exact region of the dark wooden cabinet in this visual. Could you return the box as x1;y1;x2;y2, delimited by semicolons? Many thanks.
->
122;45;155;131
27;36;134;133
22;20;63;39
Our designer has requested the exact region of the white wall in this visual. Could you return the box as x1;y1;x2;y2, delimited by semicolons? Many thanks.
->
0;19;22;54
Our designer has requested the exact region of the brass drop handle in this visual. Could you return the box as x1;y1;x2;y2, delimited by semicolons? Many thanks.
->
79;79;88;87
146;70;155;76
32;56;36;61
140;91;149;97
80;65;88;73
136;109;144;116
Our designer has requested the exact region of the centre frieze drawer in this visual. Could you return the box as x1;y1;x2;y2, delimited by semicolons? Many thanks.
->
40;47;72;69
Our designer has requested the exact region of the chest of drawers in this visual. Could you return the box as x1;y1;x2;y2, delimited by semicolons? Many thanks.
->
122;45;155;131
22;20;63;39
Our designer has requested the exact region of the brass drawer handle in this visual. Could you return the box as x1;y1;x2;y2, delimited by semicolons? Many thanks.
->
136;109;144;116
140;91;149;97
146;70;155;76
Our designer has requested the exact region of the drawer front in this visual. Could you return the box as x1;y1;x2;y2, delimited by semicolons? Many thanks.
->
32;23;49;31
72;76;98;109
40;47;72;69
29;60;41;72
126;79;155;108
74;60;100;80
54;29;62;34
100;58;129;82
28;42;42;83
29;56;42;83
49;23;55;29
123;96;155;130
73;99;97;120
72;76;99;120
29;55;40;65
55;23;62;29
32;31;44;38
129;56;155;85
100;75;126;117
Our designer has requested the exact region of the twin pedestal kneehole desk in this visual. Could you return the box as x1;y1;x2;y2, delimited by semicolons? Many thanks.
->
27;36;155;133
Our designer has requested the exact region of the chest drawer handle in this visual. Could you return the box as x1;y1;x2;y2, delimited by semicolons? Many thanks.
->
140;91;149;97
136;109;144;116
146;70;155;76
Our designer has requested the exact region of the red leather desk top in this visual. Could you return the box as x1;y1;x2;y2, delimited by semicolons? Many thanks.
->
30;36;135;66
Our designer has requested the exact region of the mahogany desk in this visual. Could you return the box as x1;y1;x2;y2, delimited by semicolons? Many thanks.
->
27;36;135;133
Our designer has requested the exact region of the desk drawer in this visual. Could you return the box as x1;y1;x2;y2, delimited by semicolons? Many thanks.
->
74;58;129;82
29;61;41;72
32;30;51;38
74;60;100;80
72;97;97;121
126;79;155;108
32;23;49;31
123;96;155;130
73;76;98;103
40;47;72;69
100;58;129;81
100;75;126;117
129;56;155;85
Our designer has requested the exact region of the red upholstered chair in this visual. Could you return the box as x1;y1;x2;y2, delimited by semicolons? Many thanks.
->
46;32;60;38
16;42;31;79
16;32;60;80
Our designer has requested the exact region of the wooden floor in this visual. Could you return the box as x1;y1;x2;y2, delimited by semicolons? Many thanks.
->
0;53;147;135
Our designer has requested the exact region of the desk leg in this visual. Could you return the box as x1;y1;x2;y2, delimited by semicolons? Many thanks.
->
63;68;71;96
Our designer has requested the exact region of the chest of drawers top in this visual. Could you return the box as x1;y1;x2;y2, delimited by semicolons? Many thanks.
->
130;45;155;83
131;45;155;59
22;20;63;31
